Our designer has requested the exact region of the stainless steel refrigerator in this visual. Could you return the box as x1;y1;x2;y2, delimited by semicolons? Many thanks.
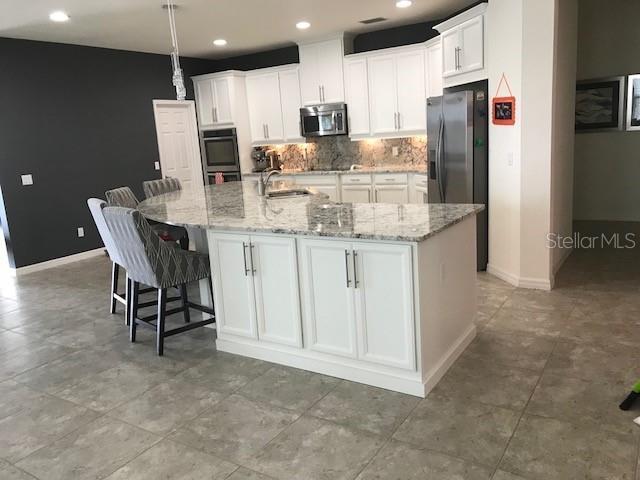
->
427;80;488;271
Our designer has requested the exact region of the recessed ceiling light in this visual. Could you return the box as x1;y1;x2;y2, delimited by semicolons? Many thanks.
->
213;39;227;47
296;21;311;30
396;0;412;8
49;10;70;22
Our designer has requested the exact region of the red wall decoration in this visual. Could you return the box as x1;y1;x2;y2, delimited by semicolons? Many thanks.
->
492;73;516;126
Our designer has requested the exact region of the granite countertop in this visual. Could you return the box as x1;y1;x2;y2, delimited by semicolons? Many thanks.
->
243;165;428;177
138;181;484;243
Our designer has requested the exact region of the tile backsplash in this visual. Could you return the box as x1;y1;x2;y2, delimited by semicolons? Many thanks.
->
266;136;427;171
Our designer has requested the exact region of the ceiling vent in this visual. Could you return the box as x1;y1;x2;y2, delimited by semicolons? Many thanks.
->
359;17;388;25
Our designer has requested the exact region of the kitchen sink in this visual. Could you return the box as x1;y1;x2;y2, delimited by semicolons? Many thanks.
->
266;188;313;199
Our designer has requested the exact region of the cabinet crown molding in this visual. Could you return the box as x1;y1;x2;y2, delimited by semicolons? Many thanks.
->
190;70;247;82
433;2;488;33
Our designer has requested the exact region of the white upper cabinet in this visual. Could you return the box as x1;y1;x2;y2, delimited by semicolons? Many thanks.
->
299;38;351;105
278;68;304;142
425;39;443;97
368;48;426;136
434;3;487;81
193;73;240;129
343;57;370;137
245;66;302;145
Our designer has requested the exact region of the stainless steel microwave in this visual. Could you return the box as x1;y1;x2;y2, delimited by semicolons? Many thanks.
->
300;103;348;137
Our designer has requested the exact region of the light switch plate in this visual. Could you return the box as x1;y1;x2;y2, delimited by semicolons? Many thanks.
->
154;162;161;171
21;174;33;186
392;146;399;157
77;227;85;238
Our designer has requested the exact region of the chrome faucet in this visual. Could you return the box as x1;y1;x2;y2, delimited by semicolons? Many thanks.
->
257;170;281;196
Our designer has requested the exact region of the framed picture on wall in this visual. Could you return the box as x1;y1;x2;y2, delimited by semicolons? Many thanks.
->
626;74;640;131
575;76;625;132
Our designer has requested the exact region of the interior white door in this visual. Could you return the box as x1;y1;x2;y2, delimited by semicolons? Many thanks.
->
212;77;233;124
341;185;372;203
208;233;258;339
441;29;460;78
251;236;302;347
344;57;370;136
353;243;415;370
298;239;358;358
459;16;484;73
278;69;303;142
194;79;214;127
316;39;345;104
395;51;426;133
152;100;202;190
368;54;398;135
374;185;409;204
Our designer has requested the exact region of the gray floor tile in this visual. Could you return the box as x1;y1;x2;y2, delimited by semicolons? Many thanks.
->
0;460;37;480
45;319;124;348
492;471;530;480
0;380;46;421
55;362;173;412
0;342;75;381
169;394;299;464
175;351;271;393
545;340;640;385
105;439;237;480
239;365;340;413
356;439;492;480
12;347;122;394
486;308;566;338
0;395;98;463
393;394;520;468
16;416;160;480
462;330;555;372
108;377;227;435
0;330;35;355
246;416;385;480
307;381;419;437
526;373;638;435
500;414;637;480
227;468;275;480
433;355;540;411
502;290;576;314
560;307;640;347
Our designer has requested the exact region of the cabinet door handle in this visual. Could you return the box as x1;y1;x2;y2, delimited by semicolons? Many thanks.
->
375;189;379;202
397;112;401;130
344;250;352;288
352;251;359;288
266;124;269;139
211;108;216;123
319;85;322;102
263;124;267;139
242;242;250;276
321;85;325;102
249;243;257;275
393;112;397;130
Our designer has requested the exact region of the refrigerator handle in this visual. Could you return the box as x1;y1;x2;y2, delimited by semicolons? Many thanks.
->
437;117;446;203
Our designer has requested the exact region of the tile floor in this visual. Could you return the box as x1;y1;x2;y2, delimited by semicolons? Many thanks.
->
0;247;639;480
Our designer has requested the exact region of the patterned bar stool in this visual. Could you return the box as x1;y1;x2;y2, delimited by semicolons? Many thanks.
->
142;177;182;199
102;206;215;355
87;198;169;322
105;186;189;250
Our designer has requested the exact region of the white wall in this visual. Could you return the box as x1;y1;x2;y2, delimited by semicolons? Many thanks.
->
574;0;640;221
550;0;578;272
487;0;578;289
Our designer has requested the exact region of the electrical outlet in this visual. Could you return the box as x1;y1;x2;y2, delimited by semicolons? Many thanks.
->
21;174;33;186
154;161;161;171
77;227;85;238
392;146;399;157
507;152;514;167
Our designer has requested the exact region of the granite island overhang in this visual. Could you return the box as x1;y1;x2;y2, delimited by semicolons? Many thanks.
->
139;181;485;397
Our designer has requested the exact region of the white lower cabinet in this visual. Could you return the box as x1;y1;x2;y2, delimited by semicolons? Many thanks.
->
209;233;302;347
374;185;410;204
341;185;372;203
298;238;416;370
413;186;429;204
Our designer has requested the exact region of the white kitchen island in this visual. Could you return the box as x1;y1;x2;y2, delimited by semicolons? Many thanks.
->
138;181;484;397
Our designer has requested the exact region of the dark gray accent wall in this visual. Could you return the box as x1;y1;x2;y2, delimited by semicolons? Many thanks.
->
210;46;299;73
0;37;216;268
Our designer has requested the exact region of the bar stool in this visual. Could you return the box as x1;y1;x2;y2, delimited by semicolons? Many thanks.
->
105;186;189;250
142;177;182;199
87;198;166;321
102;206;215;355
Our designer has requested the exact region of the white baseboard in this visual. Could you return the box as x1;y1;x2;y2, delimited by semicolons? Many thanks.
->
11;248;106;276
486;263;552;291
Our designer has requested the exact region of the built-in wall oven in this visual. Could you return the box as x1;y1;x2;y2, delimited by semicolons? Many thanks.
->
200;128;241;182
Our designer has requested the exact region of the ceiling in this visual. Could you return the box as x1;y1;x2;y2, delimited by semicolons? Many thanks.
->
0;0;478;59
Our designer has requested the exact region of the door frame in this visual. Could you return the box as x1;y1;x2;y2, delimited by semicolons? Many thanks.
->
152;99;203;188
